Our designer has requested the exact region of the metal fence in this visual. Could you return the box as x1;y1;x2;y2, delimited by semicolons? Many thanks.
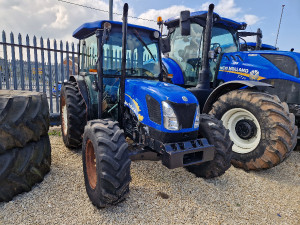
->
0;30;79;125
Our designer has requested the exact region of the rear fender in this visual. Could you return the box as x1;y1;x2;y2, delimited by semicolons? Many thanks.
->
202;81;272;113
68;75;95;120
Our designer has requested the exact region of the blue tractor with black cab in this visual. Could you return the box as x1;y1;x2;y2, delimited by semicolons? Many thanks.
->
160;4;297;171
59;4;233;208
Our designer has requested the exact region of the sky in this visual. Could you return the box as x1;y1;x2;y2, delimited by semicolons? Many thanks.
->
0;0;299;51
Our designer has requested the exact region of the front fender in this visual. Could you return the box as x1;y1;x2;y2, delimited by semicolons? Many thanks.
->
202;80;272;113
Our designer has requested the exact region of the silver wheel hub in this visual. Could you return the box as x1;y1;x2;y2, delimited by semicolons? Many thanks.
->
221;108;261;154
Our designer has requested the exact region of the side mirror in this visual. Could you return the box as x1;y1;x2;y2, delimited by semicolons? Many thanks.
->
255;28;262;50
160;36;171;54
180;11;190;36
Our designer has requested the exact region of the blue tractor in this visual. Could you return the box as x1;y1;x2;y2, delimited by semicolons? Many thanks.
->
59;4;232;208
160;4;297;171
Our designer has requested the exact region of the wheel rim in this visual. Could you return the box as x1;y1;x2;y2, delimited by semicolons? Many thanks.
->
221;108;261;154
86;139;97;189
61;95;68;137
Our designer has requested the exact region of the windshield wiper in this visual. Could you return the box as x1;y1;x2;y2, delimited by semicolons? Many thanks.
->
133;29;156;61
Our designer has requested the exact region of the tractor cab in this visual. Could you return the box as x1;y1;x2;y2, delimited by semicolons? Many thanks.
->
162;11;245;87
73;20;162;121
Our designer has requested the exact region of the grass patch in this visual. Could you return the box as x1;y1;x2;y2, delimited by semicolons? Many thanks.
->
48;130;61;136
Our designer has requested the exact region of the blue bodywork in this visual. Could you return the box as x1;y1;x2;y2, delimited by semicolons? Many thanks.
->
217;51;300;83
102;77;199;133
162;58;184;85
124;79;198;133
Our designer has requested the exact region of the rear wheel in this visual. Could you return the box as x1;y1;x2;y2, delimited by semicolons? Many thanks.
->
186;114;232;178
60;82;87;148
82;119;131;208
209;90;297;170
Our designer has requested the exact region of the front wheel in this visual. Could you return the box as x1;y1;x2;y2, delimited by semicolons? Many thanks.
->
209;90;297;170
186;114;233;178
82;119;131;208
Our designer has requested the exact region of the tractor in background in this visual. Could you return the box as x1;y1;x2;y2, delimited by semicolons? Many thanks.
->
60;3;232;208
159;4;297;171
240;42;278;51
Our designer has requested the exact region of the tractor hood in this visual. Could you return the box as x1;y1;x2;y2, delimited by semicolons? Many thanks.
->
124;79;199;133
125;79;197;104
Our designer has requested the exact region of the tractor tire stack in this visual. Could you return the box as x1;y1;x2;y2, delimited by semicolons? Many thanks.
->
0;90;51;202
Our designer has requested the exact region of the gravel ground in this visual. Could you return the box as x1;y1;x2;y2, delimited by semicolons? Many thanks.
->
0;129;300;225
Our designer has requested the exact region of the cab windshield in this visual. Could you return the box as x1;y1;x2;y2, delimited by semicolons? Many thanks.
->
168;23;238;86
104;27;161;78
81;26;161;78
169;23;203;86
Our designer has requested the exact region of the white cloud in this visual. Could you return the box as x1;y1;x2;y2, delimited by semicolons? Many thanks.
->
201;0;260;26
242;14;260;26
0;0;112;42
201;0;241;18
49;6;69;29
133;5;193;31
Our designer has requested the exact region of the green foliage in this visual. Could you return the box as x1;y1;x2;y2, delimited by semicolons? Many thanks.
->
48;130;61;136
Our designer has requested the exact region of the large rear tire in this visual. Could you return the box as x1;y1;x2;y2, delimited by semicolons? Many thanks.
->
60;82;87;148
82;119;131;208
0;90;49;153
186;114;233;178
209;90;297;170
0;135;51;202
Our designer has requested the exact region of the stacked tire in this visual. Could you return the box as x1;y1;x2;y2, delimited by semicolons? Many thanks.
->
0;90;51;202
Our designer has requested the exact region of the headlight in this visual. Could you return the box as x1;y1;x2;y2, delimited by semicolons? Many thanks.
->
162;101;178;130
194;105;200;128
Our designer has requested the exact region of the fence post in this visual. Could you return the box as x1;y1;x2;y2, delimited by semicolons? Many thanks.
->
72;43;75;75
66;42;70;80
40;37;46;93
60;40;64;82
10;32;17;90
54;39;59;113
2;31;10;89
18;33;25;90
26;35;32;91
33;36;39;92
47;38;53;113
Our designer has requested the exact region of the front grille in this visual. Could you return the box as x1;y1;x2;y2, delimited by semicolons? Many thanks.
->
167;101;197;129
146;95;161;125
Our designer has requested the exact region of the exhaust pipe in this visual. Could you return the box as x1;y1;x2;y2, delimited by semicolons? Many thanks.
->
119;3;128;128
196;3;214;90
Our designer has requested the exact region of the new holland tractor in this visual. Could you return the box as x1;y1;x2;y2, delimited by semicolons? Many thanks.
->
159;4;297;171
60;4;232;208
